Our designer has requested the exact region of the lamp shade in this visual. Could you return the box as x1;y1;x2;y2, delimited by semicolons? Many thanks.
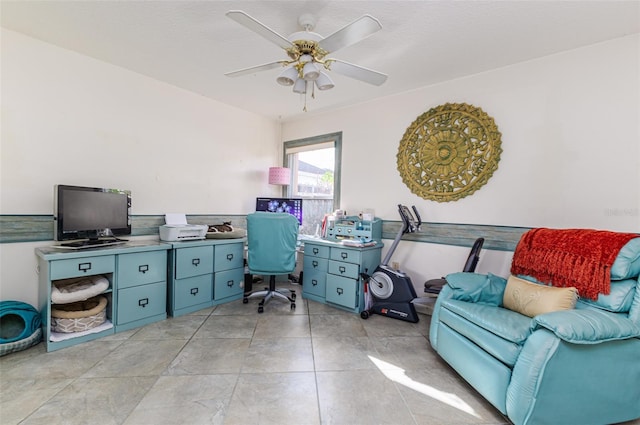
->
315;71;334;90
276;66;298;86
268;167;290;185
293;78;307;94
302;61;320;81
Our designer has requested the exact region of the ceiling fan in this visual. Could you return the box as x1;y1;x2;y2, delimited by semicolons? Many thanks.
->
224;10;388;109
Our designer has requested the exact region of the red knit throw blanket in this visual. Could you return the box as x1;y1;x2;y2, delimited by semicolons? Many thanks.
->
511;228;639;300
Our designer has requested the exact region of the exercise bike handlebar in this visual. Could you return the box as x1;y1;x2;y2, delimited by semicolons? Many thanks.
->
399;204;421;234
381;204;422;267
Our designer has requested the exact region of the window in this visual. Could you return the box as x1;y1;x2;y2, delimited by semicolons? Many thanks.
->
283;132;342;236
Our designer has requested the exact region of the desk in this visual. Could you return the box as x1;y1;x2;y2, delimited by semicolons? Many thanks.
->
300;239;382;313
36;241;171;352
166;238;245;317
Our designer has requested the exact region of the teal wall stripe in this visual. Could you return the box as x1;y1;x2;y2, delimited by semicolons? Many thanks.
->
383;221;529;251
1;214;528;250
0;215;53;243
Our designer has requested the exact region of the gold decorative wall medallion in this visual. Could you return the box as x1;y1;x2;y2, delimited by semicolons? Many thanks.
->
397;103;502;202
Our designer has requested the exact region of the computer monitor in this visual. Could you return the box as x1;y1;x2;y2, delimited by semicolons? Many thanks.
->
255;197;303;225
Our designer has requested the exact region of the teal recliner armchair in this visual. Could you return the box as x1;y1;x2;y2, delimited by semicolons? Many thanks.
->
243;212;299;313
429;231;640;425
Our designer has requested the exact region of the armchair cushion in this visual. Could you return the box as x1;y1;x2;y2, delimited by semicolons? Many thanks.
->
531;309;640;344
503;275;578;318
439;300;529;366
611;237;640;280
577;278;637;313
446;272;506;306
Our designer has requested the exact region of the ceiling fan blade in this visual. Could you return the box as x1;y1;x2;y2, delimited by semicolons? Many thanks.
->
327;59;388;86
318;15;382;53
225;61;286;77
226;10;294;50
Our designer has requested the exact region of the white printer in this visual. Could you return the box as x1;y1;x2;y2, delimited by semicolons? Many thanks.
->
159;213;207;241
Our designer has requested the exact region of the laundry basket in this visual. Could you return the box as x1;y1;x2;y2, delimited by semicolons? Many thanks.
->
51;295;107;333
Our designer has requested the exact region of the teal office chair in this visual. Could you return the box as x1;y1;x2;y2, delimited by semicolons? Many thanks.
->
243;212;299;313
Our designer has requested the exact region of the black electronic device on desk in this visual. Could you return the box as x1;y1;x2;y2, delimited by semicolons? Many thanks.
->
360;204;421;323
54;184;131;249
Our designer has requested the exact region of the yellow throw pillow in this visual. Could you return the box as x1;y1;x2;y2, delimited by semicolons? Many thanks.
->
503;275;578;318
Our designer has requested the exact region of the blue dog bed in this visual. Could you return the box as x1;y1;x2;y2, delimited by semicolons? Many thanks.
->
0;301;42;356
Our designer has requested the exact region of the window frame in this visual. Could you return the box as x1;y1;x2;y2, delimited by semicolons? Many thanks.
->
282;132;342;208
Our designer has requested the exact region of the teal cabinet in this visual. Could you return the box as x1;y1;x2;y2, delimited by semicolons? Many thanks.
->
115;250;167;332
214;268;244;302
173;274;213;311
302;240;382;313
36;242;170;352
167;238;245;316
50;255;114;280
302;248;328;299
116;282;166;326
117;251;166;289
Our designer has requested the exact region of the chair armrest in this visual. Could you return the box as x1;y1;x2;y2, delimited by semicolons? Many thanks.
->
445;272;507;306
531;309;640;344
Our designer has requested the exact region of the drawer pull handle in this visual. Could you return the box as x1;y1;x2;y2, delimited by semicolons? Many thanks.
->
312;279;318;287
313;247;319;255
78;262;92;273
138;298;149;307
312;260;318;268
138;265;149;274
336;288;344;295
226;253;234;261
192;258;200;266
190;288;199;296
339;266;346;274
227;280;234;287
341;252;348;260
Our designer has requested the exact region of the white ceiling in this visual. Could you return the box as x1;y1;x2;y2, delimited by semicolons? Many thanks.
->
2;1;639;121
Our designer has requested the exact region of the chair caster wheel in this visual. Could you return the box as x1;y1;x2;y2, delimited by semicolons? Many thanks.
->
258;306;264;313
291;293;296;300
291;303;296;310
243;298;248;304
360;310;370;319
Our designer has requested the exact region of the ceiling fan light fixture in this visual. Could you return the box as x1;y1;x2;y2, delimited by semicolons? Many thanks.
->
315;71;334;90
302;61;320;81
293;78;307;94
225;10;387;112
276;66;298;86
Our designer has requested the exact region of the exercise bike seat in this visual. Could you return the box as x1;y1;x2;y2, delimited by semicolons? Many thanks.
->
424;238;484;294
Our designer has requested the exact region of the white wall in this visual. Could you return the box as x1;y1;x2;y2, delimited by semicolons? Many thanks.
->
2;30;639;306
282;35;640;292
0;29;282;305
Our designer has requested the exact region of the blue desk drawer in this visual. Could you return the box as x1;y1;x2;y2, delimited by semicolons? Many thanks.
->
175;246;213;279
328;260;360;280
214;268;244;300
305;244;330;259
304;255;328;273
118;251;167;289
51;255;115;280
326;275;358;309
330;248;361;265
214;243;244;272
174;274;213;310
117;281;166;325
303;269;326;298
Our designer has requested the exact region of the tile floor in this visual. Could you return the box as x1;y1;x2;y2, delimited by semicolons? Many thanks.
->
0;283;637;425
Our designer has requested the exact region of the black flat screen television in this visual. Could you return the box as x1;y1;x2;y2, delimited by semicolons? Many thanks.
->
54;184;131;246
255;197;303;225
